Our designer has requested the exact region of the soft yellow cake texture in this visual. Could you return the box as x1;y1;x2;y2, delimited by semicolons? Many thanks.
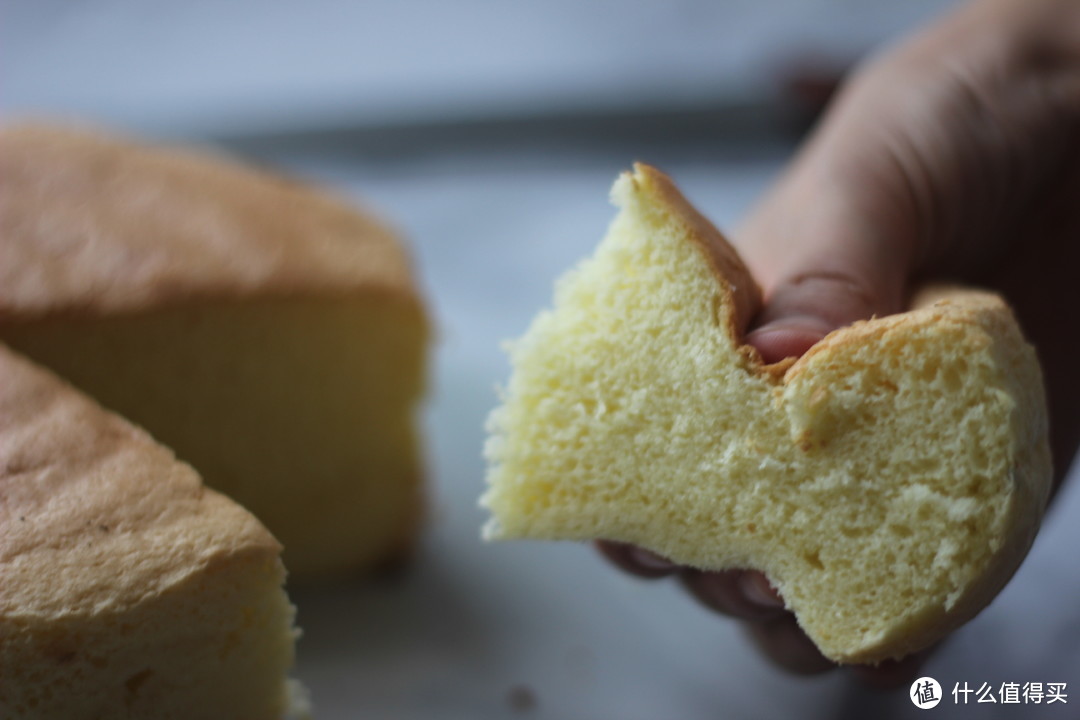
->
482;164;1052;663
0;123;429;579
0;344;299;719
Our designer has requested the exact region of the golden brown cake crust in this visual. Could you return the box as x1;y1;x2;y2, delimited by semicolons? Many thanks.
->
628;163;763;338
0;343;280;618
0;123;422;321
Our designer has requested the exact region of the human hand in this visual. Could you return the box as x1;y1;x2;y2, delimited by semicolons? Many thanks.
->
601;0;1080;686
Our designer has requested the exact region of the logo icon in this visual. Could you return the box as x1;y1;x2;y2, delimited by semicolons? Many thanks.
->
911;677;943;709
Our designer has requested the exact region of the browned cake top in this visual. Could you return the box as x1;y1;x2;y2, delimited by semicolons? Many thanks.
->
0;123;420;321
0;343;280;618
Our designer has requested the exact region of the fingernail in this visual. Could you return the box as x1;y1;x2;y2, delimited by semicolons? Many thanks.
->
627;547;676;572
738;572;785;609
745;318;834;364
752;315;835;337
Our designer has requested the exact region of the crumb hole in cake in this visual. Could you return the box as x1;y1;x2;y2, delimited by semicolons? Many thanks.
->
51;650;76;665
802;549;824;570
710;293;724;328
965;474;988;494
125;668;154;698
942;364;963;391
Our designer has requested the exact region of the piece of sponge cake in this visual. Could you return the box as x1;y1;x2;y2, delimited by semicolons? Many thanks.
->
482;164;1051;663
0;123;429;579
0;343;300;719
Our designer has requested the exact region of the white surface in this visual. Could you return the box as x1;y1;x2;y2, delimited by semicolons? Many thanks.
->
277;153;1080;719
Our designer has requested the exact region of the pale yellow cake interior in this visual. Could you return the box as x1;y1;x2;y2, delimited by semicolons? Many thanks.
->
483;167;1049;662
3;295;427;580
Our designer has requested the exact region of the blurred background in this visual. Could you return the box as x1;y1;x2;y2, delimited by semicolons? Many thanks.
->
4;1;1078;718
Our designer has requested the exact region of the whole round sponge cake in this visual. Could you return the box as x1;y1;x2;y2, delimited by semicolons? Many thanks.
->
0;123;429;580
482;164;1052;664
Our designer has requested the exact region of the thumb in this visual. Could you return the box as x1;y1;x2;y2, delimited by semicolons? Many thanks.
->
736;168;918;365
744;268;901;366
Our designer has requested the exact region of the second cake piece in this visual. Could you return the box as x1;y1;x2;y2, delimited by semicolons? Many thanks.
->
0;343;302;719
